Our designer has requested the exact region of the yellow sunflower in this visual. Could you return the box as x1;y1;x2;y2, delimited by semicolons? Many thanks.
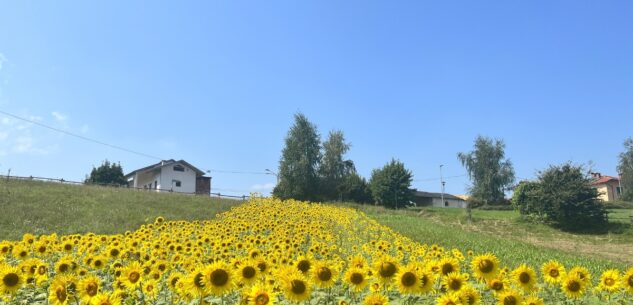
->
363;293;388;305
622;267;633;295
471;253;500;281
0;265;24;295
459;286;481;305
443;272;468;293
496;289;522;305
184;268;207;298
90;292;122;305
394;264;421;295
142;279;159;300
567;266;591;285
435;293;461;305
343;267;369;292
373;256;399;284
249;284;277;305
541;260;565;285
120;261;143;290
203;262;235;296
561;273;586;299
48;277;71;305
486;277;508;294
280;268;312;303
597;269;620;293
312;261;338;288
511;264;537;292
437;257;460;276
418;268;436;294
523;295;544;305
77;275;101;304
237;261;260;286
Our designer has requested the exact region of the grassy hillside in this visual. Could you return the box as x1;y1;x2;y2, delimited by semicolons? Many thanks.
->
0;179;238;240
343;204;632;273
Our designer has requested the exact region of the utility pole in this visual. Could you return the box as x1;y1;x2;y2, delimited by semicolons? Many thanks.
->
440;165;445;206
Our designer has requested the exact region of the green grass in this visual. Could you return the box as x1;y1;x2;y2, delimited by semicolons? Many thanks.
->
2;179;631;276
341;203;632;275
0;179;239;240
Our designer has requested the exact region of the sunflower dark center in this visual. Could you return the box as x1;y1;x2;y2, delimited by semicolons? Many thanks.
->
56;287;67;301
605;278;615;286
38;266;47;275
64;244;72;251
257;262;267;272
400;272;416;287
86;282;98;296
317;267;332;282
549;269;559;277
291;279;306;294
502;296;517;305
94;261;103;267
519;272;530;284
242;266;256;279
128;271;140;283
59;264;69;273
194;273;205;288
491;281;503;291
350;272;364;285
170;276;180;287
628;276;633;287
110;249;120;257
3;273;19;286
379;262;397;278
255;293;269;305
297;260;311;273
479;260;493;273
567;281;581;292
210;269;229;286
441;264;454;275
449;278;462;290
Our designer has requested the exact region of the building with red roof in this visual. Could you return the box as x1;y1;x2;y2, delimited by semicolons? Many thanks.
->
590;172;622;202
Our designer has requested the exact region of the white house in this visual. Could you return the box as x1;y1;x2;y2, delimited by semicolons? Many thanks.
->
124;159;211;194
412;191;468;208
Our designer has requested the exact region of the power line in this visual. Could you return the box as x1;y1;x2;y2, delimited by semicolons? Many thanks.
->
0;109;164;161
413;174;467;182
0;109;272;177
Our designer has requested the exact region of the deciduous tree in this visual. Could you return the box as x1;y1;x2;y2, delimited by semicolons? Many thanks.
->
273;113;322;201
458;136;515;205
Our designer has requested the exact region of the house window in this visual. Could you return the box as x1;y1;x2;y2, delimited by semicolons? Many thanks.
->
173;180;181;187
173;165;185;172
617;187;622;195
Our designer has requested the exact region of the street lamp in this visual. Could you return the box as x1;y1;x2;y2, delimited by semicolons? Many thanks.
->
265;169;279;184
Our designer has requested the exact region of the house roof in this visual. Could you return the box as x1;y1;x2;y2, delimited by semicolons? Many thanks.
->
591;175;619;186
414;191;464;201
124;159;207;178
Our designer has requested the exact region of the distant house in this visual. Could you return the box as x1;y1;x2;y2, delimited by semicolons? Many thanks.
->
591;172;622;202
413;191;467;208
124;159;211;195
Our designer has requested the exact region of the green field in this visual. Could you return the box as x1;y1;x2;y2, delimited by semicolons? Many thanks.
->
343;204;633;274
1;179;631;276
0;179;238;240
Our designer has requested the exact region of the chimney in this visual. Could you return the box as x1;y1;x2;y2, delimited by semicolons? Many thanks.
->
591;172;602;179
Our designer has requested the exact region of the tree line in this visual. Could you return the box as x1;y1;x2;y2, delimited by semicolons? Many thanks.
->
273;112;633;233
271;113;414;208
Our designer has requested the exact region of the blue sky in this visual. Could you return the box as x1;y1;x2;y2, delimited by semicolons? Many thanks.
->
0;1;631;196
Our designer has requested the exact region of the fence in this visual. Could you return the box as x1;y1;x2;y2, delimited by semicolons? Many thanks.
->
2;174;250;201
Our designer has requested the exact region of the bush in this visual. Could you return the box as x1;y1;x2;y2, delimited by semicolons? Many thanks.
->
512;163;607;232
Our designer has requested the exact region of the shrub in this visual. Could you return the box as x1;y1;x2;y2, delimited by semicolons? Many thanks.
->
512;163;607;232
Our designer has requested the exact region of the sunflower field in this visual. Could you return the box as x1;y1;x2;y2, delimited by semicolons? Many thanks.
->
0;197;632;305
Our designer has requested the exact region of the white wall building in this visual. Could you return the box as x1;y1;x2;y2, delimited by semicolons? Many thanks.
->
124;159;211;194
